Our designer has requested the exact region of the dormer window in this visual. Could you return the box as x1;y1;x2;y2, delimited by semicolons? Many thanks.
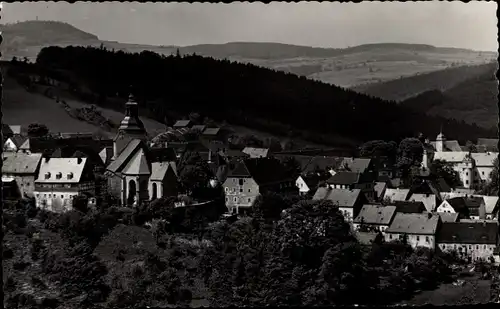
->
67;172;74;180
56;172;62;180
44;172;51;179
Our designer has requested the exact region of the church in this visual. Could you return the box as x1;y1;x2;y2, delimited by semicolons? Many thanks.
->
423;131;498;190
105;94;179;206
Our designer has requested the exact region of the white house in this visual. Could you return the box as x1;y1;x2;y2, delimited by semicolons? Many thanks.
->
384;213;440;250
437;221;498;262
471;152;498;183
407;193;438;213
353;205;397;234
34;157;96;212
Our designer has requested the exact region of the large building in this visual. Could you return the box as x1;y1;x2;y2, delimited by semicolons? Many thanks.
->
1;152;42;198
105;94;179;206
428;132;498;189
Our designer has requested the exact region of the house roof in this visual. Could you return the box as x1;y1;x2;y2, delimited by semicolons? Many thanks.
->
173;120;191;128
227;158;291;185
471;152;498;167
394;201;427;214
2;153;42;174
339;157;371;173
437;212;459;222
435;178;452;193
477;138;499;152
374;182;387;199
242;147;270;158
326;171;361;185
482;196;499;215
202;127;221;136
299;173;328;190
407;193;438;212
35;157;88;184
313;187;362;208
303;156;343;174
430;140;463;152
273;154;313;171
437;222;498;244
106;139;144;174
354;205;397;225
122;148;150;175
445;197;470;214
2;124;14;137
8;134;28;148
433;151;470;163
383;188;410;202
150;162;176;181
8;125;22;135
386;213;440;235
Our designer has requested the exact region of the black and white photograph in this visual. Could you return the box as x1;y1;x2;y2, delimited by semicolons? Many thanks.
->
0;1;499;308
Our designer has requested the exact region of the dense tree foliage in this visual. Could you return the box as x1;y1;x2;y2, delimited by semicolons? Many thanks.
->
33;46;495;147
27;122;49;138
359;140;398;163
430;159;463;189
478;157;499;196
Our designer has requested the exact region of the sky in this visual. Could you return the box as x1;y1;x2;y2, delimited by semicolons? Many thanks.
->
3;1;498;51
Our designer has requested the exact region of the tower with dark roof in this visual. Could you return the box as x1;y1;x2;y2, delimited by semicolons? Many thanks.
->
113;94;148;160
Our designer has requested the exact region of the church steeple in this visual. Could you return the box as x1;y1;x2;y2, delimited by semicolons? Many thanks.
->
119;93;146;134
112;92;148;160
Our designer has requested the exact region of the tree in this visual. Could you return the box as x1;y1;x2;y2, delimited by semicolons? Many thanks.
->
397;138;424;187
465;141;477;153
478;157;498;196
282;156;302;179
430;159;462;189
359;140;397;162
72;194;89;213
264;137;283;152
27;123;49;138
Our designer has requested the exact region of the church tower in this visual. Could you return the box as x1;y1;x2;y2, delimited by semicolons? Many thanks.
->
112;93;148;160
435;130;446;153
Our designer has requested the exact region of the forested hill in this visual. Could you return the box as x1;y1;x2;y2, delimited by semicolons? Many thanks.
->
400;68;499;130
353;62;497;102
34;46;495;145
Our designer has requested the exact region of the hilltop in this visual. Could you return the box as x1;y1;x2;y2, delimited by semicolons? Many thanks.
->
26;45;495;147
2;20;496;87
400;68;499;129
353;62;498;101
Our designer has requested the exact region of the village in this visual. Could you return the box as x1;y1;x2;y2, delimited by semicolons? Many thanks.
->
2;92;499;267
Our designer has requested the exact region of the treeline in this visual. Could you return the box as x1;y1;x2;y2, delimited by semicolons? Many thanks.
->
354;62;497;102
34;46;495;146
400;68;498;130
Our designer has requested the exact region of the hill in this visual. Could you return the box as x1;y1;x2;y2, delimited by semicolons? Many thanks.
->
400;68;499;129
352;62;498;101
28;45;495;147
2;20;496;88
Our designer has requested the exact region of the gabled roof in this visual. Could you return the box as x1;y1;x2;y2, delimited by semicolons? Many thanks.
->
2;124;14;137
242;147;270;158
8;125;22;135
202;127;221;136
407;193;438;212
299;173;330;190
326;171;360;185
471;152;498;167
339;157;371;173
313;187;362;208
394;201;427;214
430;140;462;152
122;148;150;175
477;138;499;152
8;134;27;148
227;158;291;185
437;212;459;223
150;162;177;181
354;205;397;225
437;222;498;244
383;188;410;203
2;153;42;174
482;196;499;215
106;139;144;174
99;147;114;166
303;156;343;174
374;182;387;199
36;158;88;183
433;151;469;163
173;120;192;128
386;213;440;235
443;197;470;216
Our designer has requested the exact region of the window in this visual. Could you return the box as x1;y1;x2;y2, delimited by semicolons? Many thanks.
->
225;187;229;192
466;180;469;185
389;234;392;239
248;189;251;193
56;172;62;180
484;245;486;249
426;236;429;243
416;236;420;241
225;197;228;202
248;198;251;203
482;171;485;175
233;197;237;202
476;245;479;249
240;188;243;193
466;172;469;176
239;179;244;186
61;195;64;198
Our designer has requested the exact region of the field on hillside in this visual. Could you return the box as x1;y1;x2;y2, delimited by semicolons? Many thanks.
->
3;20;495;89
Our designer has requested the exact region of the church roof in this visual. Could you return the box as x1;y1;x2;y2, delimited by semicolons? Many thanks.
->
122;148;150;175
106;139;144;174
